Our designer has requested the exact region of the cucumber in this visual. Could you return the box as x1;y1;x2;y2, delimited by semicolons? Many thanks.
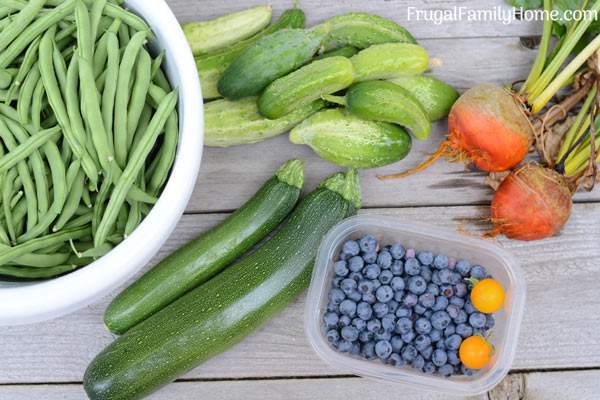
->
388;75;459;122
84;171;361;400
258;56;355;119
325;81;432;140
196;8;306;100
183;5;272;56
351;43;429;81
218;24;330;99
104;160;305;334
323;12;416;50
315;45;358;60
290;108;412;169
205;97;325;147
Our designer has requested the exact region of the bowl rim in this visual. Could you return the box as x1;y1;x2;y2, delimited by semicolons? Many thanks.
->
0;0;204;326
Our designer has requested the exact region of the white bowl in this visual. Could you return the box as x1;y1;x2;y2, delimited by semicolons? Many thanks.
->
0;0;203;326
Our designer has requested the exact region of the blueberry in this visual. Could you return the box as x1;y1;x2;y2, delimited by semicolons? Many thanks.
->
447;350;460;366
414;334;432;351
424;310;433;319
405;248;416;259
420;345;433;360
363;264;381;279
375;340;393;359
445;333;462;350
450;296;465;308
334;261;349;277
348;256;364;272
326;329;339;343
404;258;421;276
418;293;436;309
374;329;392;341
372;279;382;290
350;343;360;355
486;314;496;329
347;289;362;302
361;341;376;358
446;304;460;319
367;319;382;333
454;283;468;298
386;300;400;314
420;266;433;282
411;355;425;370
373;302;389;318
438;364;454;377
395;307;412;318
401;344;418;361
436;340;446;350
378;270;394;285
438;269;452;284
357;279;374;294
431;271;442;285
338;340;353;352
415;318;432;335
408;276;427;295
326;301;338;313
456;323;473;338
423;362;436;374
464;300;476;314
362;293;376;305
332;277;343;288
455;260;471;276
393;290;405;302
429;329;442;342
470;265;488;279
340;278;357;295
390;244;406;260
388;352;404;367
403;293;418;308
381;314;396;332
349;272;363;282
433;296;449;311
352;317;367;331
339;299;357;317
329;288;345;306
359;235;377;253
390;260;404;275
432;349;448;367
342;240;360;256
341;325;359;341
391;335;404;352
323;312;339;329
449;272;462;285
431;311;451;330
414;304;427;315
338;315;351;327
444;324;456;337
359;330;374;343
390;276;405;291
461;365;475;376
356;302;373;321
401;330;416;343
440;284;454;298
417;251;434;266
433;255;449;270
377;251;393;269
339;252;351;261
395;317;413;334
426;283;440;296
362;251;377;264
469;312;487;328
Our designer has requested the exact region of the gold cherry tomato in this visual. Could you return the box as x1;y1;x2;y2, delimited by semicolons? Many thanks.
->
471;278;505;313
459;335;493;369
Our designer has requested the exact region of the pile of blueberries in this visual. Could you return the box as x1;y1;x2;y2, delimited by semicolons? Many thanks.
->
322;235;495;377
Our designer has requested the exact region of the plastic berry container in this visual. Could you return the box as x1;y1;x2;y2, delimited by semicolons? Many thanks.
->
305;215;526;396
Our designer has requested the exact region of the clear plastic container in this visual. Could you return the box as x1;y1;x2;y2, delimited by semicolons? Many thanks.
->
305;215;526;396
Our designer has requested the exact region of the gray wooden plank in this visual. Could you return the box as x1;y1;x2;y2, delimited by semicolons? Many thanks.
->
168;0;541;39
2;370;600;400
0;204;599;383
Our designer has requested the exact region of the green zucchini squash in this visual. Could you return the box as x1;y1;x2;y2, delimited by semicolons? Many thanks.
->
104;159;305;334
196;8;306;100
351;43;429;81
84;170;361;400
218;24;330;99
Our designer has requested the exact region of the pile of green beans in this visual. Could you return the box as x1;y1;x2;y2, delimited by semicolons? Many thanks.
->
0;0;179;280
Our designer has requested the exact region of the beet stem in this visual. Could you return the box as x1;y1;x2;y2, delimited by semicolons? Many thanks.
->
378;141;451;180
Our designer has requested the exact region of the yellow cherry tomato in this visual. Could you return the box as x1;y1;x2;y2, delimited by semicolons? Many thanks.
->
471;278;505;313
459;335;493;369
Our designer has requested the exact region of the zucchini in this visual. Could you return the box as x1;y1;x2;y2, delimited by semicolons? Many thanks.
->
218;24;330;99
104;159;305;334
258;56;355;119
196;8;306;100
290;108;412;169
351;43;429;81
183;5;272;56
84;171;361;400
205;97;325;147
388;75;459;122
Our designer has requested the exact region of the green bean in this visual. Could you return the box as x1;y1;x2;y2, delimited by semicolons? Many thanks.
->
0;126;61;174
95;90;177;246
9;190;23;209
92;168;112;235
118;21;130;49
75;1;94;63
0;69;12;90
53;168;85;232
30;78;45;130
150;50;165;79
103;2;150;34
0;245;71;267
17;62;40;125
65;160;80;188
131;103;152;150
0;0;45;54
0;264;79;279
4;36;41;105
0;0;77;69
95;69;106;92
2;169;18;243
52;39;68;98
102;31;119;154
63;211;93;230
90;0;108;41
75;203;91;216
60;137;72;165
114;31;146;168
80;242;113;259
153;67;171;92
92;18;124;80
127;49;151;148
115;202;128;233
82;185;92;208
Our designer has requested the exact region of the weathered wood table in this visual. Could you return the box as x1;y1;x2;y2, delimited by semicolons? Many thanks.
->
2;1;600;399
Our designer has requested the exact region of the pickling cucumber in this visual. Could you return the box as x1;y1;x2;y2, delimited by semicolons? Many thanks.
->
104;159;305;334
84;170;361;400
218;24;330;99
388;75;459;121
196;8;306;100
315;45;358;60
351;43;429;81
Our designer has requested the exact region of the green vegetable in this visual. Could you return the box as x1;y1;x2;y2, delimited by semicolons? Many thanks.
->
351;43;429;81
183;5;272;56
104;159;304;334
315;45;359;59
388;75;459;122
0;69;13;89
290;108;412;168
218;24;330;99
205;97;325;147
84;170;361;400
196;8;306;100
323;12;416;49
258;56;355;119
324;81;432;140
